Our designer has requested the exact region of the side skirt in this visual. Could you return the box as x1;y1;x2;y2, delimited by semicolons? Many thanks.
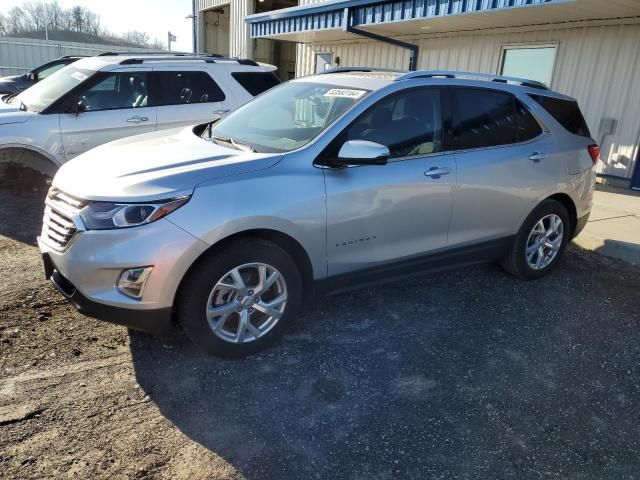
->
316;236;514;296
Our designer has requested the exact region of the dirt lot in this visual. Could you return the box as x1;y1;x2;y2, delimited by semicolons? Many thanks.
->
1;189;639;479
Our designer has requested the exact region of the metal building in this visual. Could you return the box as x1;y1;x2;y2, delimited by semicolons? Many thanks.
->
197;0;640;188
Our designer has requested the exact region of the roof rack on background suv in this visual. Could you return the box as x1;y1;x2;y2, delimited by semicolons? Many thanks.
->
98;51;224;57
317;66;405;75
396;70;549;90
113;54;259;66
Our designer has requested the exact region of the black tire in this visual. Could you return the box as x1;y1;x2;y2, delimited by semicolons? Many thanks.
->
501;199;570;280
177;238;303;358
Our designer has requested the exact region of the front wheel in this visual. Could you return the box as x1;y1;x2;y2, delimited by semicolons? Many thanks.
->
501;199;570;280
177;239;302;358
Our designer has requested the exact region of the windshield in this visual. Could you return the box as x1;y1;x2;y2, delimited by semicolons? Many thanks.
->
15;65;95;113
209;82;369;153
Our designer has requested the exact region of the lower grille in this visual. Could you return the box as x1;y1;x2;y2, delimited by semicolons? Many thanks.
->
42;188;88;249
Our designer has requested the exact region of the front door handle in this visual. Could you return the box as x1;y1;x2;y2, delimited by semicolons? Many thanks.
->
425;166;451;179
126;116;149;124
212;109;230;116
529;152;547;162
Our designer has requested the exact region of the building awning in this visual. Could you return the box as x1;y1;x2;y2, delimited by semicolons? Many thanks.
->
246;0;640;42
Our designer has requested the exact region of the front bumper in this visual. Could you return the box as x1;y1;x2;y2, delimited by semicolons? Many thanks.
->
45;255;173;334
38;217;209;334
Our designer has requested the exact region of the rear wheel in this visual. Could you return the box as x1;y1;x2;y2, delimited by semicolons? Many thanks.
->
501;199;570;280
177;239;302;358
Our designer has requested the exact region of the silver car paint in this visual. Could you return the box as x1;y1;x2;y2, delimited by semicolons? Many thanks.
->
40;72;596;314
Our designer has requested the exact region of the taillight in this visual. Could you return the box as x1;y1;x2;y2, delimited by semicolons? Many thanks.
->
588;144;600;164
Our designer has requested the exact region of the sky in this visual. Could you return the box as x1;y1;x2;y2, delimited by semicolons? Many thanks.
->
1;0;194;52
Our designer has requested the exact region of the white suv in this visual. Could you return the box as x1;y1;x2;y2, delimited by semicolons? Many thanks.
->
0;53;279;177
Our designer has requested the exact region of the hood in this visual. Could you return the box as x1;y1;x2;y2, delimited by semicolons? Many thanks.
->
0;75;21;83
53;126;284;202
0;106;31;124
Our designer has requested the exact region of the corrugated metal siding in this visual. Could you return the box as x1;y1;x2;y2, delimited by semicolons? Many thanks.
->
247;0;564;38
198;0;253;58
350;0;559;26
0;37;138;76
296;23;640;178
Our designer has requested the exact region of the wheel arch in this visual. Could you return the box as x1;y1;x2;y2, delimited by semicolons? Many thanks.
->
546;192;578;238
174;228;317;316
0;144;60;177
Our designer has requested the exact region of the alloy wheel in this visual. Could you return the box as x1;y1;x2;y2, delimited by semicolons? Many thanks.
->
525;214;564;270
205;263;288;344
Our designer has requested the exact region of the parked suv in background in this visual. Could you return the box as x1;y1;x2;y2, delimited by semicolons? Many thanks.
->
39;69;598;357
0;53;279;176
0;56;85;96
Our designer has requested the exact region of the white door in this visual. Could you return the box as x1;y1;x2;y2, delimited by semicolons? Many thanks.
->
59;67;156;160
153;67;237;131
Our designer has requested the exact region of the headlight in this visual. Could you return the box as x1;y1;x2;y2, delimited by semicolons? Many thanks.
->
79;196;190;230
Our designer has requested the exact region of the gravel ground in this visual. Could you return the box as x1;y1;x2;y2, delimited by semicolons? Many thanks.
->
1;189;639;479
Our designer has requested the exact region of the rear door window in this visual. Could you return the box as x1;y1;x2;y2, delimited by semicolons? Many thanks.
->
155;71;225;106
528;94;591;138
452;88;518;150
515;99;543;142
231;71;281;96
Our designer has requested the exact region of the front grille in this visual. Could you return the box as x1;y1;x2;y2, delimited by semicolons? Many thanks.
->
42;188;88;249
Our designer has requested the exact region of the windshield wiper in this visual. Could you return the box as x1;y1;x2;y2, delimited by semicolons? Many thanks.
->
2;92;17;104
210;134;256;153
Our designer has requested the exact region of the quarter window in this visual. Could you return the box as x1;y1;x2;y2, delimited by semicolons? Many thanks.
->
75;71;150;112
345;88;444;159
529;94;591;138
155;71;225;106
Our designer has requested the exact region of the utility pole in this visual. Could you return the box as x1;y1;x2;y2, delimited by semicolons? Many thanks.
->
185;0;197;53
167;31;176;51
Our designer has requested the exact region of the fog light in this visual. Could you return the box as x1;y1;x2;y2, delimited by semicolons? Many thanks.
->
117;267;153;299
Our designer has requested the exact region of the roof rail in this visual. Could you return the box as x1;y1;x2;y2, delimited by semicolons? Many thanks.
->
396;70;549;90
98;51;222;57
117;55;259;66
317;66;404;75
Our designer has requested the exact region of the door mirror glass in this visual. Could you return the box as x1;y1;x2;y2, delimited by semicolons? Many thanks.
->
334;140;390;166
27;72;36;81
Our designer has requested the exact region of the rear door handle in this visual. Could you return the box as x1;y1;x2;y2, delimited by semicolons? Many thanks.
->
424;166;451;179
212;109;230;116
126;116;149;124
529;152;547;162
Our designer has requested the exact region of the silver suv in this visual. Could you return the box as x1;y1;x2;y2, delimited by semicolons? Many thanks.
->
39;69;598;357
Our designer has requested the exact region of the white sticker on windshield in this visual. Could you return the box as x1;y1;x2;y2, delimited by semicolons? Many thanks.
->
71;71;88;81
324;88;366;99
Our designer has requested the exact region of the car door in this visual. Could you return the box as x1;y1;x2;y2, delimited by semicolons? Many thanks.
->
447;87;562;246
59;67;156;160
153;67;236;131
323;87;457;279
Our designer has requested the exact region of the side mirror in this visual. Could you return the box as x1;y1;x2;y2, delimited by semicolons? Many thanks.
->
64;98;86;115
333;140;390;166
27;72;36;82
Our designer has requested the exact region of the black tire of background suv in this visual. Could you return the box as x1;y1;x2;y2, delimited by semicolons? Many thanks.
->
500;199;571;280
177;239;303;358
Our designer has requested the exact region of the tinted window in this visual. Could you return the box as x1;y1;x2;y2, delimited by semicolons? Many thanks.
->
515;99;543;141
35;62;68;81
75;71;149;111
231;72;280;96
453;88;518;149
346;88;443;158
529;94;591;138
156;71;225;106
